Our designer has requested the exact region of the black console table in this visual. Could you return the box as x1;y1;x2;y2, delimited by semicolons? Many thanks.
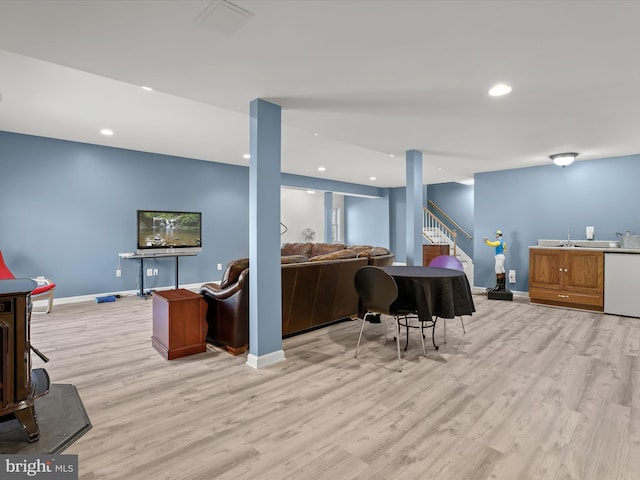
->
127;252;197;298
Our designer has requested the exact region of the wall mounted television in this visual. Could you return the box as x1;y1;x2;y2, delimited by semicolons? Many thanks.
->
136;210;202;254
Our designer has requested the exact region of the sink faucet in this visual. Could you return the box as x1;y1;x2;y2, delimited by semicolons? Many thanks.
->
566;228;574;247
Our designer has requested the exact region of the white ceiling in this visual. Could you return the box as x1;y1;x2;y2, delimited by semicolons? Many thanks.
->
1;0;640;187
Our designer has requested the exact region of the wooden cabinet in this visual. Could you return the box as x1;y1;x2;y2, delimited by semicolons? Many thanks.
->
152;289;207;360
423;244;450;266
529;248;604;311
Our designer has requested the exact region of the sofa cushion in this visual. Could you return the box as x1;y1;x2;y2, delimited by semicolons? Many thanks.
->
309;249;357;262
310;243;346;258
281;242;313;257
349;245;374;257
369;246;391;256
281;255;309;264
220;258;249;288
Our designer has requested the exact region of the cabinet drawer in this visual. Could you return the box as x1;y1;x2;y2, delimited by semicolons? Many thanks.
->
529;287;603;308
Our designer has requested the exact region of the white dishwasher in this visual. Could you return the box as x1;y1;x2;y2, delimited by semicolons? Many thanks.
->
604;252;640;317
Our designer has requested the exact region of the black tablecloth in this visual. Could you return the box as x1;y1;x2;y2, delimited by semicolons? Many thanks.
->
380;266;475;323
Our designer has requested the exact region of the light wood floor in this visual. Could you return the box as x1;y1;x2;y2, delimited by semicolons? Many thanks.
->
28;293;640;480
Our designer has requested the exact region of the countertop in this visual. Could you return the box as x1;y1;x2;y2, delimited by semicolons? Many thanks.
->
530;239;640;253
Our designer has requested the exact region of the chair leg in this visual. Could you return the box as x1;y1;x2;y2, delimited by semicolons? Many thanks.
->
354;317;367;358
460;316;466;334
394;317;402;372
31;292;54;314
403;318;410;351
431;318;439;350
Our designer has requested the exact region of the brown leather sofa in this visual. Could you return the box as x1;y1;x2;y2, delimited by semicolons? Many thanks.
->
200;243;394;355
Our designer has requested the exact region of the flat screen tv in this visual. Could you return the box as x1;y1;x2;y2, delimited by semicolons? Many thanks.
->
136;210;202;254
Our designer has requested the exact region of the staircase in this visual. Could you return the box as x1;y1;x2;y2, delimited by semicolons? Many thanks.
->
423;205;474;285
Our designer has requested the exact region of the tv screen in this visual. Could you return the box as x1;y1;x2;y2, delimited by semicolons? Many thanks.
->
136;210;202;254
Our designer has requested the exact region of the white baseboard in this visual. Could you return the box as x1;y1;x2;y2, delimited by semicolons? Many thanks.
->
32;282;214;308
246;349;286;369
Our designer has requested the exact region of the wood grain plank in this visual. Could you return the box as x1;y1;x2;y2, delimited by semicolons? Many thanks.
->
22;293;640;479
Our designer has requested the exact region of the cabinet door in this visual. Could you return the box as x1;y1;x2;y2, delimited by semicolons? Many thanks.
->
563;250;603;294
529;249;562;290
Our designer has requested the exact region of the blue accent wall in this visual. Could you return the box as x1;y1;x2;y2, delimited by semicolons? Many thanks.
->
344;191;391;248
474;155;640;291
1;131;250;298
0;131;392;300
389;187;407;261
5;131;639;298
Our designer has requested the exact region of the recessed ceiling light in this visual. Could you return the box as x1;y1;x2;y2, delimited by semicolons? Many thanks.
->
489;83;512;97
389;154;394;158
313;133;319;136
141;86;153;91
317;166;326;172
370;176;377;181
243;154;251;159
100;128;114;136
307;190;316;195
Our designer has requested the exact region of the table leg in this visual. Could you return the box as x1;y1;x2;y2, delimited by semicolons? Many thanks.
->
175;256;179;289
138;258;145;298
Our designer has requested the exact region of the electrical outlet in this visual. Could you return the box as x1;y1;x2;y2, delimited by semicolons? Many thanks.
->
508;269;516;283
146;268;153;276
153;268;159;276
116;269;121;277
217;263;222;271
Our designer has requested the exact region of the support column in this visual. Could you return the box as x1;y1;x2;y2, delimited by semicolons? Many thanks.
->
406;149;423;266
247;98;285;369
324;191;333;243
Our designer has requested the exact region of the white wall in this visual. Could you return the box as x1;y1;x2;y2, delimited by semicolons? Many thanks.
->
281;188;324;244
332;194;345;243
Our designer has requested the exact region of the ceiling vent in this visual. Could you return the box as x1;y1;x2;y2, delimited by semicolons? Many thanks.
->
194;0;253;35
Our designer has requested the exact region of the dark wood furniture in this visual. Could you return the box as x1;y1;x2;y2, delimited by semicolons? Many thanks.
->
529;248;604;311
0;279;50;442
152;289;206;360
422;244;450;266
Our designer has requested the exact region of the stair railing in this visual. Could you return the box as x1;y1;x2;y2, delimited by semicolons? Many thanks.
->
428;200;472;240
423;207;458;256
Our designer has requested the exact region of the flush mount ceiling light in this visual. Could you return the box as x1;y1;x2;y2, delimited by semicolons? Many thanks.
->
488;83;512;97
100;128;114;136
317;166;326;172
243;154;250;159
141;86;153;91
550;152;578;167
